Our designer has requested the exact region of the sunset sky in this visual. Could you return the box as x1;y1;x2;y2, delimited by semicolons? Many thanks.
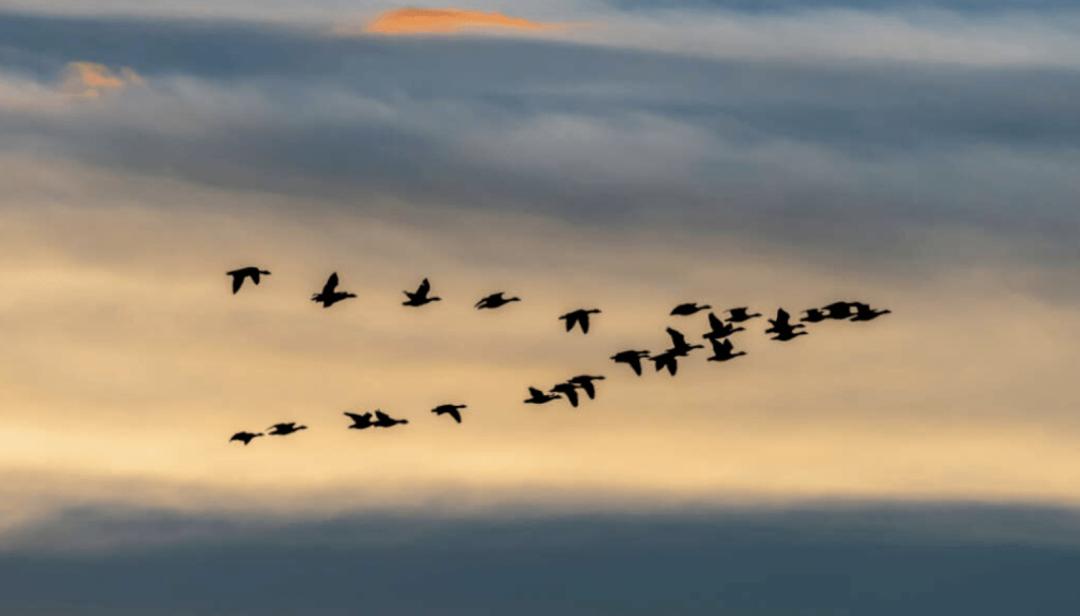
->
2;1;1079;613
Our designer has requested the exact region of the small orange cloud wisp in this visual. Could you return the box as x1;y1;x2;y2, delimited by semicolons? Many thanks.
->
60;62;143;99
365;7;558;35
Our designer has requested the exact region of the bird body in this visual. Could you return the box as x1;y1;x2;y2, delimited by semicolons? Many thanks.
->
432;403;467;423
568;375;605;399
611;350;650;376
766;308;806;334
801;308;828;323
822;301;856;320
726;307;762;323
403;278;441;307
311;272;356;308
666;327;704;356
475;292;521;310
770;329;808;342
671;302;710;316
344;411;374;430
550;382;581;407
372;410;409;428
707;338;747;362
850;302;891;321
559;308;601;334
703;312;745;339
267;422;308;436
227;266;270;294
229;431;263;445
525;387;561;404
650;350;679;376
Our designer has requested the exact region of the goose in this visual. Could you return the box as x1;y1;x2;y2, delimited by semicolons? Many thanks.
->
525;387;561;404
403;278;441;307
707;337;746;362
475;292;521;310
550;382;581;408
372;410;408;428
822;301;856;320
765;308;805;334
311;272;356;308
229;431;263;445
432;403;467;424
610;350;650;376
568;375;605;399
344;412;374;430
267;422;308;436
226;267;270;294
726;307;762;323
666;327;704;356
703;312;745;339
559;308;601;334
670;302;711;316
801;308;828;323
850;302;892;321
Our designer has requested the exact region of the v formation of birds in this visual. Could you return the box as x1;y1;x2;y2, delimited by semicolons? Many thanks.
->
226;268;891;446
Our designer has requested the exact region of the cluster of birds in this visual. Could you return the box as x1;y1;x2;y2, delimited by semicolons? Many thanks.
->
224;267;890;446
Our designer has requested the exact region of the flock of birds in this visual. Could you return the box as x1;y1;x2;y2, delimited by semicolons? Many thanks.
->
225;266;891;446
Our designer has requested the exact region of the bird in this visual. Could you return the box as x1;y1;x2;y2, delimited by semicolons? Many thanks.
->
850;302;892;321
432;403;467;424
765;308;805;334
372;410;408;428
344;411;374;430
822;301;856;320
550;382;580;408
770;329;808;342
403;278;441;307
267;422;308;436
311;272;356;308
226;267;271;294
703;312;745;339
801;308;828;323
524;387;561;404
568;375;605;399
475;292;521;310
559;308;601;334
706;337;746;362
610;350;650;376
670;302;711;316
229;431;263;445
666;327;704;356
650;350;679;376
726;307;762;323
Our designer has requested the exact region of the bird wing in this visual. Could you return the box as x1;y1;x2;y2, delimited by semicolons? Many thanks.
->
708;312;722;332
578;380;596;399
563;313;576;331
560;386;579;407
322;272;339;294
528;387;543;398
667;358;678;375
344;412;367;423
374;410;391;422
666;327;687;348
418;278;430;296
447;408;462;423
777;308;791;323
629;356;643;376
230;273;244;294
229;432;244;441
580;314;590;334
708;337;726;356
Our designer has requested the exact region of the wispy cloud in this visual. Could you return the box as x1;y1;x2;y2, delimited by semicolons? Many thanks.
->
59;61;142;99
344;7;564;37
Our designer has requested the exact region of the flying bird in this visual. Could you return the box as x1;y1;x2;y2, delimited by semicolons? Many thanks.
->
432;403;467;424
311;272;357;308
610;350;650;376
707;337;746;363
703;312;745;339
568;375;605;400
670;302;711;316
344;411;374;430
801;308;828;323
650;350;679;376
475;292;521;310
559;308;601;334
822;301;856;320
524;387;561;404
372;410;409;428
765;308;805;335
229;431;263;445
403;278;441;307
770;329;808;342
850;302;892;321
267;422;308;436
550;382;580;408
726;307;762;323
226;266;270;294
666;327;704;356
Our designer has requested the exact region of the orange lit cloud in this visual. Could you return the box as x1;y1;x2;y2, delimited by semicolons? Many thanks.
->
362;7;559;36
60;61;143;99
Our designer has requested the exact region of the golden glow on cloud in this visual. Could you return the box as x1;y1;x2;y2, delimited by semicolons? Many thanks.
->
362;7;559;36
60;61;143;99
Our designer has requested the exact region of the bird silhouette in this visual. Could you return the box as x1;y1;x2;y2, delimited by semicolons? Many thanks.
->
267;422;308;436
229;431;263;445
801;308;828;323
770;329;808;342
650;350;679;376
344;411;374;430
559;308;601;334
311;272;356;308
822;301;855;320
670;302;711;316
551;382;580;407
610;350;650;376
524;387;561;404
568;375;605;399
726;307;762;323
432;403;467;424
703;312;745;339
707;337;747;362
666;327;704;356
372;410;408;428
850;302;892;321
227;267;271;294
403;278;441;307
475;292;521;310
765;308;806;334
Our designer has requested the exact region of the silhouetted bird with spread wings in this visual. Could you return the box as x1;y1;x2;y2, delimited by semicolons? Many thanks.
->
822;301;855;320
372;410;408;428
227;266;270;294
666;327;704;356
801;308;828;323
611;350;650;376
344;411;374;430
267;422;307;436
703;312;745;339
311;272;356;308
229;431;263;445
559;308;601;334
403;278;441;307
650;349;680;376
432;403;467;424
551;382;581;407
766;308;808;342
525;387;561;404
726;307;762;323
568;375;605;400
707;337;746;363
671;302;711;316
475;292;521;310
850;302;892;321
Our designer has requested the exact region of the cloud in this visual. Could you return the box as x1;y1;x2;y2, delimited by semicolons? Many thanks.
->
0;60;142;111
59;61;142;99
354;7;563;36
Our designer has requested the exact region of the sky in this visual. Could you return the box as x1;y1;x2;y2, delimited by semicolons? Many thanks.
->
1;1;1079;613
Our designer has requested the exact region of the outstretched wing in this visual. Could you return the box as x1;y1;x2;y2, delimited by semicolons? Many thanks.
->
563;313;575;331
417;278;430;295
374;410;391;422
344;412;368;423
708;337;726;356
580;314;591;334
628;356;643;376
230;272;244;294
708;312;722;332
322;272;340;295
447;408;462;423
666;327;687;348
528;386;543;398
